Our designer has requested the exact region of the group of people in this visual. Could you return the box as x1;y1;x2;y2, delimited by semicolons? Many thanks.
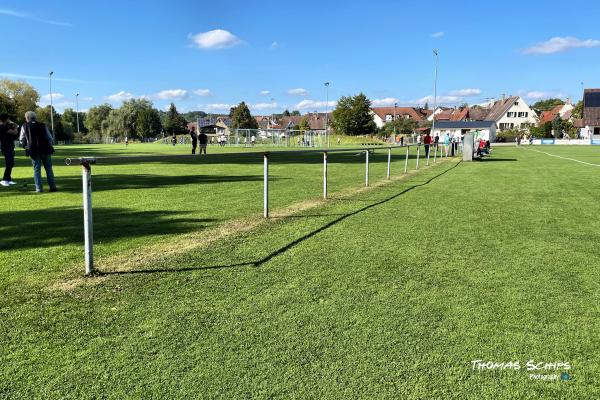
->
189;126;208;155
0;111;57;193
420;132;460;158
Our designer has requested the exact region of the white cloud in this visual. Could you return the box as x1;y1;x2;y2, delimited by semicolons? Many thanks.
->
40;93;66;102
288;88;309;96
251;102;277;111
193;89;212;97
0;72;99;84
260;90;270;96
413;95;463;105
202;103;234;111
190;29;243;49
525;91;565;100
447;88;481;97
371;98;399;107
431;31;444;38
295;99;337;110
0;8;71;26
106;91;135;102
155;89;189;100
523;36;600;55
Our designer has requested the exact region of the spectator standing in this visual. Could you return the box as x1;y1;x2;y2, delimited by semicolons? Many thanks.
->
190;126;198;154
19;111;57;193
423;132;432;158
198;130;208;155
0;113;18;186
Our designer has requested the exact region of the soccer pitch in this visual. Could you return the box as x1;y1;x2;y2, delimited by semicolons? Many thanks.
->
1;144;599;398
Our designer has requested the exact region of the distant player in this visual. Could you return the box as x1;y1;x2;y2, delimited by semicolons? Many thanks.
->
171;134;176;146
190;126;197;154
125;136;129;147
198;130;208;155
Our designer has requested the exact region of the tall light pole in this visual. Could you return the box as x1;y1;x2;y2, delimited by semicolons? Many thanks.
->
324;82;330;147
49;71;54;133
431;49;439;143
394;102;397;137
271;97;275;132
76;93;80;135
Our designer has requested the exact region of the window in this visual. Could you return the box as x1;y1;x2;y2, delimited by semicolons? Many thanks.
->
385;114;392;122
514;101;519;106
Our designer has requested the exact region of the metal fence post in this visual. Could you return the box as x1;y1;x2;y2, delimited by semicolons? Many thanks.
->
434;144;437;163
263;152;269;218
416;145;421;170
426;144;431;166
365;150;369;187
323;151;328;199
386;147;391;179
404;146;409;174
81;159;96;275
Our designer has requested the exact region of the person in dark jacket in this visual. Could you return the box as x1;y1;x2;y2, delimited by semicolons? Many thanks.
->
198;130;208;155
19;111;57;193
0;113;18;186
190;126;198;154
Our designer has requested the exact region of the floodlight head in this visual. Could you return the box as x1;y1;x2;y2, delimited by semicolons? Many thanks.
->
324;82;330;87
49;71;53;77
433;49;438;56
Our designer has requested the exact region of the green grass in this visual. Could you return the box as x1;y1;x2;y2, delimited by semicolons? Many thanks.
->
1;144;599;398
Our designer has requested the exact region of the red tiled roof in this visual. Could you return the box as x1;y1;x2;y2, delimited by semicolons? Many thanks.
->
371;107;428;121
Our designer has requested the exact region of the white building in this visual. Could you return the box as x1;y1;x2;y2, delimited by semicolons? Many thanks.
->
432;121;497;142
486;96;537;131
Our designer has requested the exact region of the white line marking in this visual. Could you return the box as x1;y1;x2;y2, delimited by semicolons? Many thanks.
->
526;148;600;167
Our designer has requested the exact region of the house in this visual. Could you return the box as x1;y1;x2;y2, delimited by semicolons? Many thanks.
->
431;107;473;122
582;89;600;138
539;103;574;124
482;96;537;131
432;121;497;142
371;107;431;128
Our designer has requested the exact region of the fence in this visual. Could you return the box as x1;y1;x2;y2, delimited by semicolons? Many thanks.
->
65;143;452;276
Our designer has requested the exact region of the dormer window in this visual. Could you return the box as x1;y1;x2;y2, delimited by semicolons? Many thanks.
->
385;114;393;121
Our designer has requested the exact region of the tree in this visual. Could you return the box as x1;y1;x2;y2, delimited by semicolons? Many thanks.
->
85;103;113;135
530;121;553;138
230;101;258;129
572;100;583;119
183;110;207;122
532;98;564;111
380;117;418;137
0;93;16;119
424;101;429;110
282;109;291;117
0;79;40;124
61;108;77;139
552;115;563;137
35;105;67;140
163;103;188;135
135;107;162;137
331;93;377;135
291;110;301;116
298;117;310;131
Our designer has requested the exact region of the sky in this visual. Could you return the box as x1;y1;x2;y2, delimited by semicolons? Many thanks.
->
1;0;600;114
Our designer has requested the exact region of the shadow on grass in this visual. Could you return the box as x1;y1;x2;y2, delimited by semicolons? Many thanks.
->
0;207;217;251
475;158;518;162
104;161;462;276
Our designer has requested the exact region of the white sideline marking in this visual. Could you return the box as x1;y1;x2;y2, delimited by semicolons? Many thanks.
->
526;148;600;167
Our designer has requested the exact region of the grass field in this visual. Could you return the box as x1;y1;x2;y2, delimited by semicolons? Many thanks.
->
1;143;600;399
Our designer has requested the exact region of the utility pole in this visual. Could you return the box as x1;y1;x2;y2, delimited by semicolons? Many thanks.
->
76;93;80;135
324;82;330;147
49;71;54;133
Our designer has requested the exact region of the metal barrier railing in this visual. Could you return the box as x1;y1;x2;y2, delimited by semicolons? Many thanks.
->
65;143;454;275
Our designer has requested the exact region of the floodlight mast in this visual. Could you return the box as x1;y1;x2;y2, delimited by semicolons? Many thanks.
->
431;49;439;144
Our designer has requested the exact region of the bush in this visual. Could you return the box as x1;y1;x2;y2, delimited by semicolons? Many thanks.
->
495;129;527;143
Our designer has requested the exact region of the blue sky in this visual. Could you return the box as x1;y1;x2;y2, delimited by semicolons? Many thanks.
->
1;0;599;114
